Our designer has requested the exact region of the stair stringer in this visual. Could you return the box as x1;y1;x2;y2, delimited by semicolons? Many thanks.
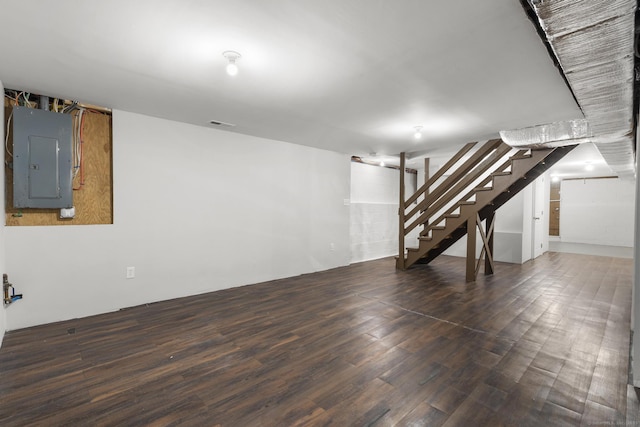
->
405;145;577;268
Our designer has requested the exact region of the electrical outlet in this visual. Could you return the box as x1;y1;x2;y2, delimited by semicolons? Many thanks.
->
126;266;135;279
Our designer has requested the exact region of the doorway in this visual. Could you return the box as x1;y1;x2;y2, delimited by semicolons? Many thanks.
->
549;180;561;236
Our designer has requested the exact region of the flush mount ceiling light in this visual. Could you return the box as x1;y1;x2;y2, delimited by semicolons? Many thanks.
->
222;50;241;76
585;162;594;171
413;126;423;140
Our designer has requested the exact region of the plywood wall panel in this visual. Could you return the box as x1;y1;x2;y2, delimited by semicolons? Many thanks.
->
4;99;113;226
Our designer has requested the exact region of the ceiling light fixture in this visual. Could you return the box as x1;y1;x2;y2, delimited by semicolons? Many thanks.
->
414;126;423;140
380;161;385;167
585;162;594;171
551;175;560;182
223;51;241;76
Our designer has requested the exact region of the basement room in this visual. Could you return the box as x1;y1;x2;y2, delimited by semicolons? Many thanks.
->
0;0;639;425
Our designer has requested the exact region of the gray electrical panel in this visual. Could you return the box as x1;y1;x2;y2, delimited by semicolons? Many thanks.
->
12;106;73;208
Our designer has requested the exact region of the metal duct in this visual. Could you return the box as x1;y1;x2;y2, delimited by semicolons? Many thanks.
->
499;119;590;148
505;0;637;178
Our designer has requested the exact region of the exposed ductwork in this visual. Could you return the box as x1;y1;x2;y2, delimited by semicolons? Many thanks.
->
500;118;590;148
502;0;637;179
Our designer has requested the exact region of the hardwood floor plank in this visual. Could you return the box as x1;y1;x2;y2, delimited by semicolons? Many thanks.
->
582;399;623;425
626;386;640;425
0;252;634;426
426;385;470;415
396;401;448;427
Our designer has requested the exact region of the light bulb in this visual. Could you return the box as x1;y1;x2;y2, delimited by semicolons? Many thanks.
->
223;51;241;77
226;62;238;76
380;161;385;167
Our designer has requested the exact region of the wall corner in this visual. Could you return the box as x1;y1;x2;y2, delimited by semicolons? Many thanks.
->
0;79;6;346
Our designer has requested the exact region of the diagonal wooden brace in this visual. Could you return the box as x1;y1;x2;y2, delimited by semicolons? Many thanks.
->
466;212;495;282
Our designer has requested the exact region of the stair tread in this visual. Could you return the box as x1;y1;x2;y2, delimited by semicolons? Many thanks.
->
401;144;576;270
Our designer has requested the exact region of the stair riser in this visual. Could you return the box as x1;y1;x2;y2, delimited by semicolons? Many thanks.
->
420;152;548;239
406;146;578;268
406;149;554;266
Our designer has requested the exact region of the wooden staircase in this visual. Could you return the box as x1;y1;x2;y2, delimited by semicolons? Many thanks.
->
396;139;577;280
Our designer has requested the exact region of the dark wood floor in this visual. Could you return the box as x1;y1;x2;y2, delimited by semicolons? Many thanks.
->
0;252;636;426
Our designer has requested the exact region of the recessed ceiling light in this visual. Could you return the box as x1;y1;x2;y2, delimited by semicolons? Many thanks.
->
223;51;241;76
414;126;423;140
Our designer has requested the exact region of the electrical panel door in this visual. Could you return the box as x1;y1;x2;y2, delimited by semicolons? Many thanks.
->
12;106;73;208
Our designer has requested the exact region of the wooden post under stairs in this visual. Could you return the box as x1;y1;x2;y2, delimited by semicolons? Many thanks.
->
397;152;406;270
466;212;495;282
484;210;495;275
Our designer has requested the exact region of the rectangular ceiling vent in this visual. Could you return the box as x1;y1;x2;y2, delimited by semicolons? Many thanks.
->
209;120;236;127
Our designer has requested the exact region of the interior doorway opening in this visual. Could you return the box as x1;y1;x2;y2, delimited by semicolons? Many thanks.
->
549;180;561;237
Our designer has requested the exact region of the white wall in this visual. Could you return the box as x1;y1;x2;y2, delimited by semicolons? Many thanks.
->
441;174;549;264
633;120;640;388
560;178;635;247
354;160;541;265
521;185;533;262
5;110;351;330
0;80;6;345
543;175;551;253
349;157;542;265
442;190;528;263
350;162;417;263
497;189;527;263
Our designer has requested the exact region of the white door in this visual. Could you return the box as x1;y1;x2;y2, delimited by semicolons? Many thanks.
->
532;177;545;259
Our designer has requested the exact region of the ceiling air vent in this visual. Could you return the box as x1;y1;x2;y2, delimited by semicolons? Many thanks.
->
209;120;236;127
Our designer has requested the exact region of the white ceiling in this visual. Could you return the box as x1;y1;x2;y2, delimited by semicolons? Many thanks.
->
0;1;586;166
360;140;616;179
546;142;617;179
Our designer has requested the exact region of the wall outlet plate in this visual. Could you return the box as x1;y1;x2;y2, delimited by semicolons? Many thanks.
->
126;266;135;279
